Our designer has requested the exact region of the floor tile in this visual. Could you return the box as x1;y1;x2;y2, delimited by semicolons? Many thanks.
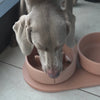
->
81;87;100;97
0;62;100;100
74;0;100;43
73;0;100;96
0;46;25;68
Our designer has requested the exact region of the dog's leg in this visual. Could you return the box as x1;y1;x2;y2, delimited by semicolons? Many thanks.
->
66;14;76;48
64;0;75;48
20;0;27;15
64;0;76;48
73;0;77;6
10;0;26;47
24;0;33;13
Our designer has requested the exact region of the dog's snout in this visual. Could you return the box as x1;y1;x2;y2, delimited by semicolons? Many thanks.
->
46;68;60;78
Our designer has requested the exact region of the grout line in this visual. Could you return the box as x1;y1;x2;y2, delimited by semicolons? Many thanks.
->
1;61;100;97
0;60;22;70
78;89;100;98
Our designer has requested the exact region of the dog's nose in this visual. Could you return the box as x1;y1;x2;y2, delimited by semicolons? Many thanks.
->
46;69;60;78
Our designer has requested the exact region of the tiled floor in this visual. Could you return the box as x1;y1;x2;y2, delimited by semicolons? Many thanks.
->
0;0;100;100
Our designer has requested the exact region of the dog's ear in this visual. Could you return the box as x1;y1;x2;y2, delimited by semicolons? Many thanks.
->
13;15;34;56
58;0;66;10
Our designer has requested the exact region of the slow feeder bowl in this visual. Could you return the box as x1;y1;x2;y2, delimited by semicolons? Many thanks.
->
78;32;100;75
23;45;76;85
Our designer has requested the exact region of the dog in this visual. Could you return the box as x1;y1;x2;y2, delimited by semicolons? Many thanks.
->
73;0;77;6
13;0;76;78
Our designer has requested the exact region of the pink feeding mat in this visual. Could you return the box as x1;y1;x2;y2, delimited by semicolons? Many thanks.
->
23;32;100;92
23;63;100;92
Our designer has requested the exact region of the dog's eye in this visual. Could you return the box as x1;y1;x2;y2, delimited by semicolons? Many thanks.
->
37;43;48;51
38;47;48;52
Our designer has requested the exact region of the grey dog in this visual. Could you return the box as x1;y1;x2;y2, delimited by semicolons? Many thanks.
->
13;0;76;78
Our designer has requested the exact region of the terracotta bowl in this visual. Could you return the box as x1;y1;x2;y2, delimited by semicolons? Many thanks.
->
78;32;100;75
24;45;77;85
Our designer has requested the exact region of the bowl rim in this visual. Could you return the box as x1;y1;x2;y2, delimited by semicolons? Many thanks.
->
25;57;44;74
78;32;100;65
25;45;75;74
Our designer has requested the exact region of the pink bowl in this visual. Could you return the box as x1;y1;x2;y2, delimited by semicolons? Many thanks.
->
24;45;77;85
78;32;100;75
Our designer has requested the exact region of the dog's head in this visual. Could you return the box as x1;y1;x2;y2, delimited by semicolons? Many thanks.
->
13;0;71;78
